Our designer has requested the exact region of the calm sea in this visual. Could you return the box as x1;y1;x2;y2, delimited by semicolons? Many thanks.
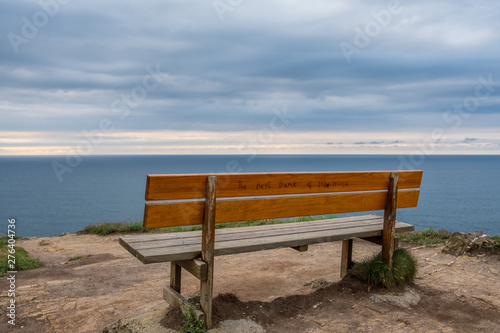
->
1;155;499;237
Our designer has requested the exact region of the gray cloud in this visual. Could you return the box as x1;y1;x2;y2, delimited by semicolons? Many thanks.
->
462;137;479;143
1;0;499;153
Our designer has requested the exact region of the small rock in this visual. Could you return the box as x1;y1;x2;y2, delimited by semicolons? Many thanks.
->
39;239;51;246
371;288;420;308
304;278;330;289
442;232;485;256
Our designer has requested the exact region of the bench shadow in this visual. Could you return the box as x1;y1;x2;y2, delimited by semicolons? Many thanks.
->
161;272;500;332
161;274;374;329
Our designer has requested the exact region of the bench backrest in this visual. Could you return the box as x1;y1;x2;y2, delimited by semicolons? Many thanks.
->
143;170;423;229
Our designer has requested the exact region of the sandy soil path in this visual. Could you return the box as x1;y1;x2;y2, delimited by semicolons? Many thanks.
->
1;233;499;332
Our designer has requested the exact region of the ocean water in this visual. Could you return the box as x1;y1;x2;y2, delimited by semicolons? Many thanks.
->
0;155;499;237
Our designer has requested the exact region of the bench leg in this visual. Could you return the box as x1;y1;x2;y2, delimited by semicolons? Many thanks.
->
382;172;399;267
170;262;182;293
200;261;214;329
200;176;217;329
340;239;353;278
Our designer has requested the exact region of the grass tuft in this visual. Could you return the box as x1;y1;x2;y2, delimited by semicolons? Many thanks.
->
79;221;145;236
392;248;418;285
353;248;418;288
0;235;44;276
179;306;207;333
81;216;340;235
483;235;500;250
397;226;452;246
68;256;85;262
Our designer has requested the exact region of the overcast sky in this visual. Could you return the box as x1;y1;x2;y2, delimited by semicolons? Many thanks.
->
1;0;499;155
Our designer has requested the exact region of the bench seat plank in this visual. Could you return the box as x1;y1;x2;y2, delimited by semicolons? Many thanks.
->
120;215;414;264
120;215;380;255
123;215;382;243
128;218;388;251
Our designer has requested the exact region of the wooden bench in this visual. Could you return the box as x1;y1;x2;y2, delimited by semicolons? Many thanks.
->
120;170;422;328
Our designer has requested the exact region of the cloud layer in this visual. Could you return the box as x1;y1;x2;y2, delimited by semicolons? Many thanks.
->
1;0;499;155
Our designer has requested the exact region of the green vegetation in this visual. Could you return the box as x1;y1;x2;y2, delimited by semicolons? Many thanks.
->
353;248;418;288
79;221;145;236
79;216;338;235
179;306;207;333
80;219;498;254
397;228;500;251
0;235;44;276
483;242;500;250
483;235;500;250
396;226;452;246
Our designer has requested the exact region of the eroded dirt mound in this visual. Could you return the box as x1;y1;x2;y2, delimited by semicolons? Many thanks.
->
162;274;500;333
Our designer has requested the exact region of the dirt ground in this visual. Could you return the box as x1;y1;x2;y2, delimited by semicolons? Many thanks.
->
1;233;499;333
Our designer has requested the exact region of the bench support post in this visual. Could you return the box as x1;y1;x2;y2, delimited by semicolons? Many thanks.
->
382;172;399;267
177;259;208;281
362;236;400;249
170;262;182;293
200;176;217;329
340;239;353;278
292;245;309;252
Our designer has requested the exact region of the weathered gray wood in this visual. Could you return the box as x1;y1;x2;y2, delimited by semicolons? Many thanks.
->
200;176;217;329
134;220;414;263
292;245;308;252
176;259;207;281
119;237;138;257
130;217;387;251
163;286;205;321
163;285;188;308
120;215;384;244
121;215;400;258
208;223;412;258
340;239;353;278
121;216;389;260
170;262;181;292
382;172;399;267
130;219;415;263
133;220;414;263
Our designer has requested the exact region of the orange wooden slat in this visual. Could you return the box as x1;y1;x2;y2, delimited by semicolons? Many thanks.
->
143;189;420;229
145;170;423;200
